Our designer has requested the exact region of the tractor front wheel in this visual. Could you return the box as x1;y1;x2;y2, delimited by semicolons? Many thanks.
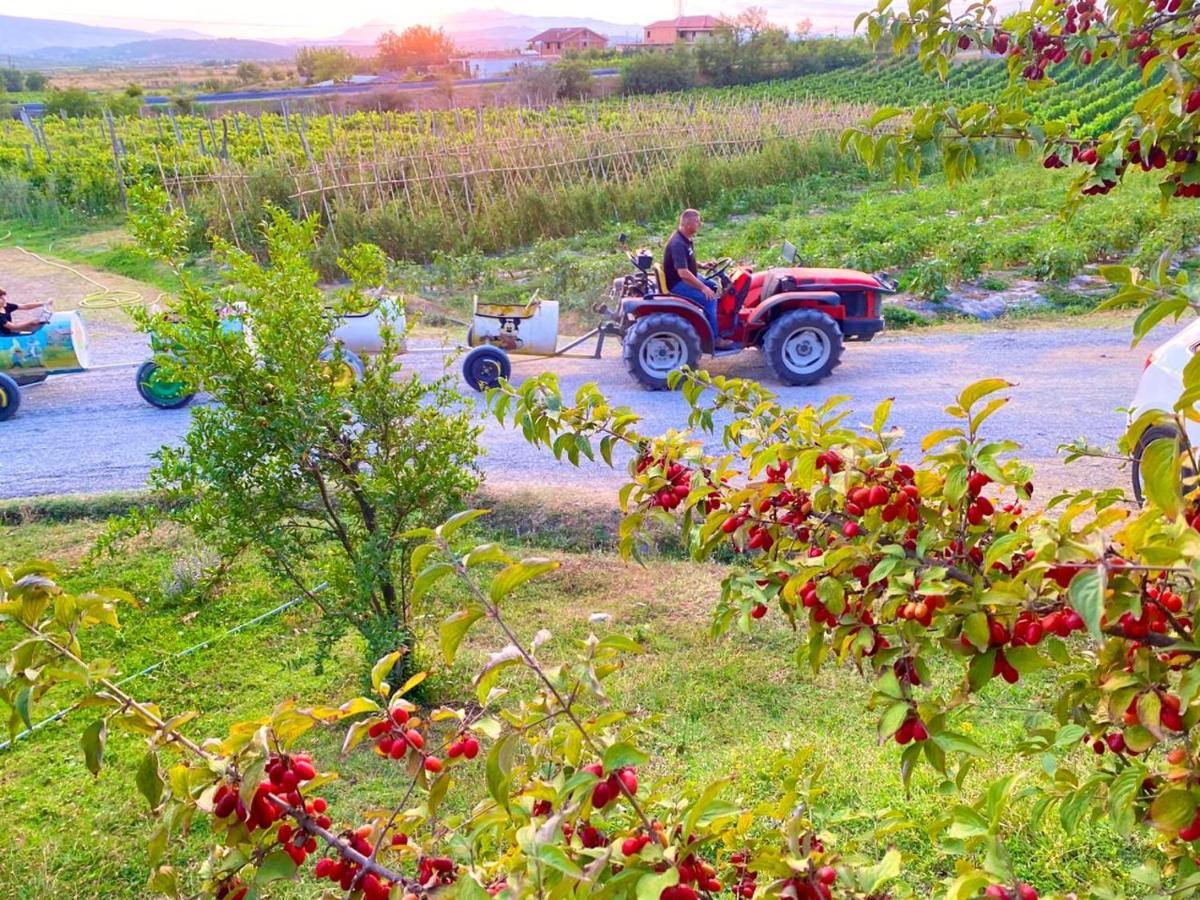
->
136;360;195;410
622;313;701;391
762;310;843;386
0;372;21;421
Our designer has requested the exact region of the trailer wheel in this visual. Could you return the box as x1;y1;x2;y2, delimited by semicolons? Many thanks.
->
0;373;21;421
762;309;843;386
462;346;511;392
622;313;701;391
319;347;365;388
136;360;195;410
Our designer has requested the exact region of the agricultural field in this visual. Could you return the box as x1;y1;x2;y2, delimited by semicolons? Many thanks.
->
0;512;1139;897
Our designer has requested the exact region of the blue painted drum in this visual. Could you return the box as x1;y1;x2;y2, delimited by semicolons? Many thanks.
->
0;311;90;377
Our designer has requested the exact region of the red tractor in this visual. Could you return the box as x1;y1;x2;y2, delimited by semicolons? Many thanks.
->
611;237;894;390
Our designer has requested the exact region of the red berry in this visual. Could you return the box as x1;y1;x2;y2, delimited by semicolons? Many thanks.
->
405;729;424;751
391;707;409;726
424;756;444;773
463;737;480;759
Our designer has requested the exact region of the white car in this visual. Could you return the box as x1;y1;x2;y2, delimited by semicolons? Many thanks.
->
1128;316;1200;500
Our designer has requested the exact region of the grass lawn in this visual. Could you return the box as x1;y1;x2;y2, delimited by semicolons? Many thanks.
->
0;511;1140;898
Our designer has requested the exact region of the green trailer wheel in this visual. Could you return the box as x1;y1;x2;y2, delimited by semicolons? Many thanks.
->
0;372;21;421
136;360;195;410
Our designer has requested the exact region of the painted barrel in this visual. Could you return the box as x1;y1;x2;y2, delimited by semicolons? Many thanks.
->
331;299;407;355
470;299;559;356
0;311;89;377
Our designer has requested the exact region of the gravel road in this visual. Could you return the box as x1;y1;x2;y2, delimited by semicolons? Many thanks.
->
0;317;1153;501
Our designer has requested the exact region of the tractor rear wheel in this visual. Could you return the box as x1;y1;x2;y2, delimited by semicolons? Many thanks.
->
0;372;21;421
622;313;701;391
762;309;843;386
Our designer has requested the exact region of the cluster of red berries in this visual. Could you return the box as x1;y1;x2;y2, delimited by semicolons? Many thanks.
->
779;865;838;900
648;461;693;511
729;850;757;898
367;708;443;773
418;854;458;889
621;833;653;856
894;713;929;745
985;883;1039;900
1063;0;1103;35
582;761;638;808
447;733;481;761
1019;26;1068;80
275;821;319;867
563;820;607;848
212;752;317;832
814;450;844;474
658;853;721;898
1114;604;1176;639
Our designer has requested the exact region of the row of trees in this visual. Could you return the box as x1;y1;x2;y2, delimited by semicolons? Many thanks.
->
1;68;48;93
295;26;457;85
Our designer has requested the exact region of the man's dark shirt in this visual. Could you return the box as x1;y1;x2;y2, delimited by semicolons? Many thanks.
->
0;302;16;330
663;229;697;292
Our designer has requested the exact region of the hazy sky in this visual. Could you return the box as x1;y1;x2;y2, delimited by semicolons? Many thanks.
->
1;0;877;39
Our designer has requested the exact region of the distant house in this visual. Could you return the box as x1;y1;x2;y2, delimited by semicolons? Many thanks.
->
527;27;609;56
643;15;723;46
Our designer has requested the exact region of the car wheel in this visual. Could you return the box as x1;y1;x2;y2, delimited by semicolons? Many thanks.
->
462;345;511;392
0;372;21;421
762;309;843;386
136;360;195;410
622;313;701;391
1132;424;1194;504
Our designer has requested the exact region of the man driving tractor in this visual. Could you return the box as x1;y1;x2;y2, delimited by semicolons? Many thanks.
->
663;209;734;350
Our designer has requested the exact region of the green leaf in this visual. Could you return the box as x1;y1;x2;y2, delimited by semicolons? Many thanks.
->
486;732;518;812
255;849;298;885
14;685;32;731
603;742;649;772
490;559;559;603
370;652;402;695
82;718;106;776
1142;436;1183;519
946;805;991;839
1150;789;1197;834
137;750;164;809
1068;567;1105;640
534;843;584;879
684;777;730;839
440;606;485;665
933;731;985;757
863;848;902;892
637;868;679;900
412;562;456;604
437;508;490;538
963;612;990;652
958;378;1012;412
1109;764;1145;836
878;701;910;741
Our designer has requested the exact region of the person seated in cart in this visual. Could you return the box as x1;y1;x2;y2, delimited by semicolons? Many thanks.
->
0;288;53;335
663;209;734;350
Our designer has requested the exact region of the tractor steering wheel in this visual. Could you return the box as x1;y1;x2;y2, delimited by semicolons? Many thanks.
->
702;257;734;278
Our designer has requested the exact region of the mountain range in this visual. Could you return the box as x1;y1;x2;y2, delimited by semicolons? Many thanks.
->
2;10;645;67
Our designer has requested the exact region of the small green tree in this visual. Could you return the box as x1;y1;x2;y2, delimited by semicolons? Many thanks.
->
0;68;22;93
620;49;698;94
22;71;48;91
118;186;483;676
42;88;99;118
556;58;594;99
295;47;357;83
236;62;265;84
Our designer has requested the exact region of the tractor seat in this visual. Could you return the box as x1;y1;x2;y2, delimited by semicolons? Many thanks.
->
653;264;669;294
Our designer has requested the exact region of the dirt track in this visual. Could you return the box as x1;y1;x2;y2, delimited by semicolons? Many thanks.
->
0;326;1145;503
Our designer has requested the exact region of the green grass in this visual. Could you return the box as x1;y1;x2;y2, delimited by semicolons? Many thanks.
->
0;513;1140;897
0;217;192;296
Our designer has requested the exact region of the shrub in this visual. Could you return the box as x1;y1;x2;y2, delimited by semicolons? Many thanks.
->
620;50;698;94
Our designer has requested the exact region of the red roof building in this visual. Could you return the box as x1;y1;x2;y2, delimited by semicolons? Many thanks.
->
643;15;723;46
527;27;609;55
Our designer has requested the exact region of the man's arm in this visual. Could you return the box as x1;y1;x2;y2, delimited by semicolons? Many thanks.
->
676;267;715;299
670;242;715;300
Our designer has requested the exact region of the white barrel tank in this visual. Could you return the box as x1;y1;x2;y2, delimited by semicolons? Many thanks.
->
331;298;407;355
0;310;90;376
470;298;559;356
